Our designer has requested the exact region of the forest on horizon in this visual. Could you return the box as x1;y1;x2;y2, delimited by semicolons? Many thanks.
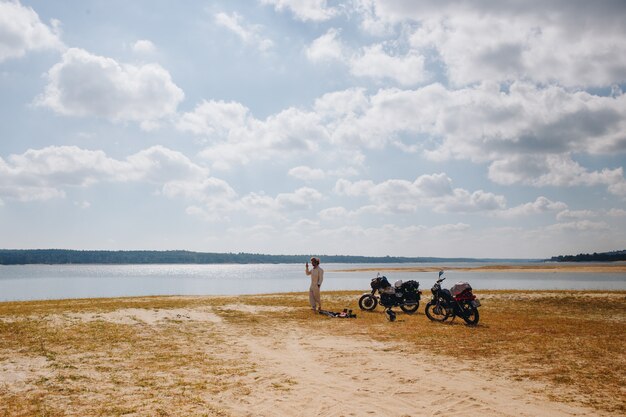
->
0;249;523;265
1;249;623;265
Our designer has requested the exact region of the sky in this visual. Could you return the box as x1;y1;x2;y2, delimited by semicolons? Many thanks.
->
1;0;625;258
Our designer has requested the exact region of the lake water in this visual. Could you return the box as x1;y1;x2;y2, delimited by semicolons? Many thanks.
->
1;263;625;302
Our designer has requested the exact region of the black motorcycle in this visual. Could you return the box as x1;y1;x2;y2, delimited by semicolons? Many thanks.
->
424;271;480;325
358;275;421;320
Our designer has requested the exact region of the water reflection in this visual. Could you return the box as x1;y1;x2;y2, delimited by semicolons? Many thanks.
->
0;263;624;301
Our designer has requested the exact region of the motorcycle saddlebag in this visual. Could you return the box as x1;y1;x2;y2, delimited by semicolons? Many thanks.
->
401;280;420;293
450;281;472;297
371;276;391;290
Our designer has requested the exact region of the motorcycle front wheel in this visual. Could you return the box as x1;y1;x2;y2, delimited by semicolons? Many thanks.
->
425;301;450;322
358;294;378;311
461;304;479;325
400;301;419;314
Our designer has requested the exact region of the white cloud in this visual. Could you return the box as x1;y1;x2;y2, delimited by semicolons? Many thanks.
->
351;0;397;36
261;0;338;22
361;0;626;87
313;88;369;119
184;186;324;222
430;223;470;233
183;105;327;169
608;180;626;198
3;146;127;189
162;177;236;202
318;206;349;220
415;83;626;162
163;178;239;221
305;28;344;63
177;100;250;137
288;164;357;182
556;209;595;221
488;155;626;196
276;187;323;210
131;39;156;54
185;83;617;167
305;31;429;86
349;43;428;86
498;196;567;218
547;220;610;232
123;146;209;183
0;0;63;62
334;178;373;197
73;200;91;209
239;192;283;219
607;208;626;217
288;166;326;181
0;145;211;202
440;189;506;214
180;80;626;196
335;173;506;214
316;83;626;195
36;48;184;129
215;12;273;52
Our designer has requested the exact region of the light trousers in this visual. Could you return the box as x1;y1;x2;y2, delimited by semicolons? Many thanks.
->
309;285;321;310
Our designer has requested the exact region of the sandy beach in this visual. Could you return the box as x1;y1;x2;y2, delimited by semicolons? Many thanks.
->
1;290;624;416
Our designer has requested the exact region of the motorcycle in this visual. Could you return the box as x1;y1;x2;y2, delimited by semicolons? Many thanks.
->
358;274;422;320
424;271;481;325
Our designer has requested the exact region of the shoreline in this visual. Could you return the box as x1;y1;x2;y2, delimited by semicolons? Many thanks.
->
332;263;626;273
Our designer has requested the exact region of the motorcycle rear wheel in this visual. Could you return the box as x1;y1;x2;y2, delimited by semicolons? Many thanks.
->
425;301;450;322
358;294;378;311
400;301;419;314
461;304;479;325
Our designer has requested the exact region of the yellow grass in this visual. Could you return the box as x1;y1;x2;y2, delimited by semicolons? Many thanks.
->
1;290;625;415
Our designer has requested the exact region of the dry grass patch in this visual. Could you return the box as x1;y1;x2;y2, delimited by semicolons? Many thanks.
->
231;290;626;413
1;290;624;415
0;298;251;416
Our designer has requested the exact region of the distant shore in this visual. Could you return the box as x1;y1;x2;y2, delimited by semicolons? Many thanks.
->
332;262;626;273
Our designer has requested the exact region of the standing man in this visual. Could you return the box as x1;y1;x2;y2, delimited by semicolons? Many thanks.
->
305;257;324;312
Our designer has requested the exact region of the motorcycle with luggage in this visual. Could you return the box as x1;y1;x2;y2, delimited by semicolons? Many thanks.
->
358;274;422;321
424;271;481;325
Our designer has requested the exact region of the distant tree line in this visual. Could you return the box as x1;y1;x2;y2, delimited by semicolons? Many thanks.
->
550;250;626;262
0;249;491;265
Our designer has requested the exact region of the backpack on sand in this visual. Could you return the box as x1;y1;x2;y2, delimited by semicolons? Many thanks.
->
319;309;356;318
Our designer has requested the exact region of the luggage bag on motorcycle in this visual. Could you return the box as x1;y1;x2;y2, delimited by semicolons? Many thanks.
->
400;280;420;293
371;276;391;290
450;281;472;297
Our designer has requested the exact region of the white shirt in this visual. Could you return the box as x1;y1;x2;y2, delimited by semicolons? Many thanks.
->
306;266;324;288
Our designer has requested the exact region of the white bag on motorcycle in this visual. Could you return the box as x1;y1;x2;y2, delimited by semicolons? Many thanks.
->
394;280;403;296
450;281;472;297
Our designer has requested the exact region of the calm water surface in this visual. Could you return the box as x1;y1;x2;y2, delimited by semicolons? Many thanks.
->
0;263;624;302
